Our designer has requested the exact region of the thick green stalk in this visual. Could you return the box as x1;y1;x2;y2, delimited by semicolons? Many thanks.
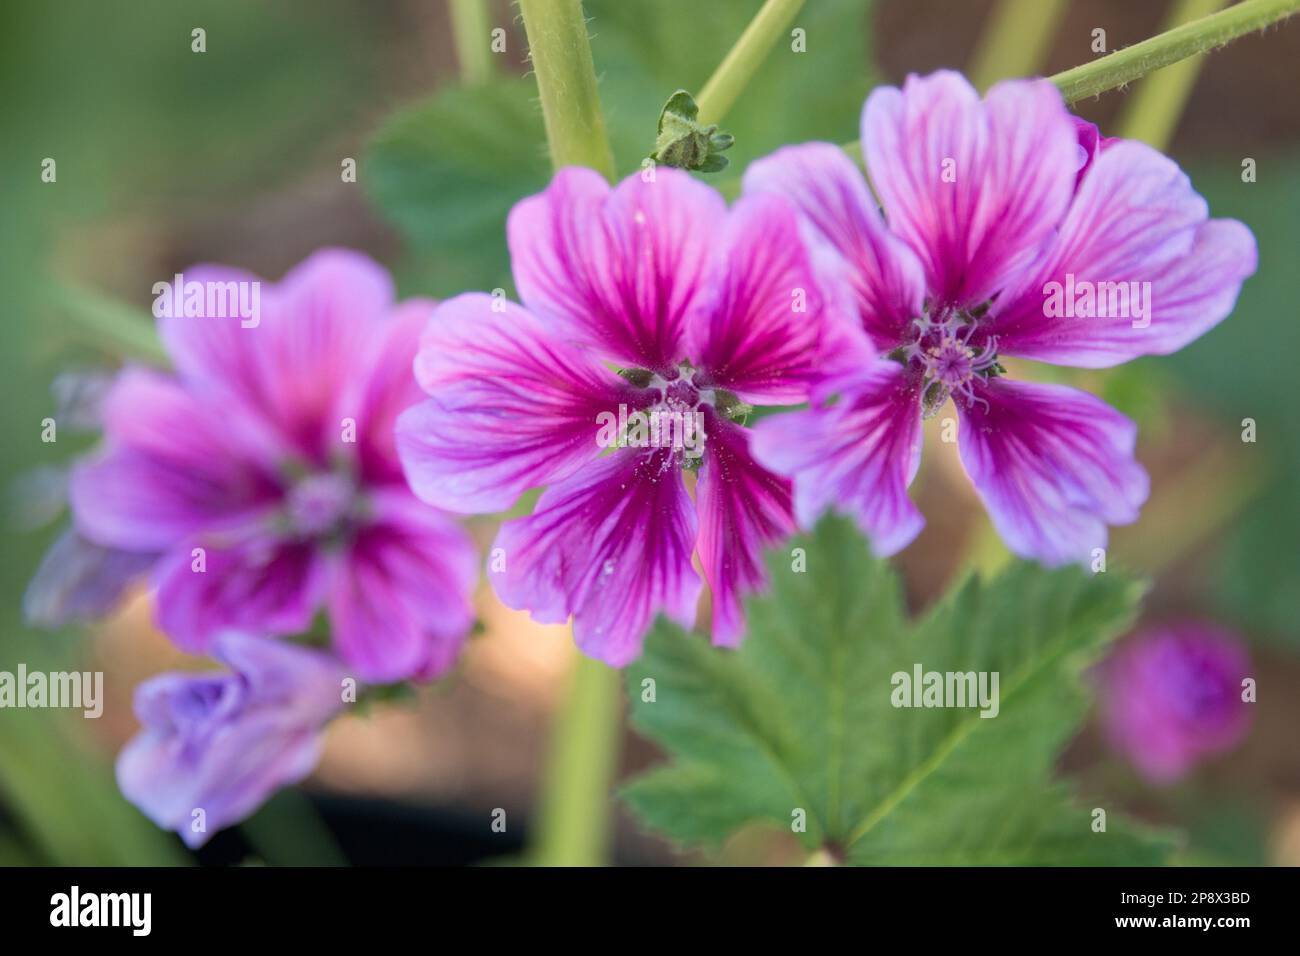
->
449;0;494;85
1115;0;1228;147
1051;0;1299;103
967;0;1067;92
532;654;623;866
517;0;616;179
695;0;808;126
516;0;622;867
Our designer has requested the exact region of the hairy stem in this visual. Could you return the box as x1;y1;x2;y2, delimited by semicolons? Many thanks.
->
840;0;1299;163
696;0;808;126
1051;0;1299;103
1114;0;1229;147
518;0;616;178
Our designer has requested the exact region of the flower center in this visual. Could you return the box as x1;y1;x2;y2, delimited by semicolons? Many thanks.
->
605;362;747;469
900;309;1000;416
284;471;358;539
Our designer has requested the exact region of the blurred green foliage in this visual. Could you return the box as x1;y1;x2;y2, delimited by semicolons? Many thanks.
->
366;0;876;297
1162;154;1300;645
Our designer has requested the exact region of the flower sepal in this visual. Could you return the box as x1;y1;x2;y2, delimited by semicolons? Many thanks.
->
650;90;734;173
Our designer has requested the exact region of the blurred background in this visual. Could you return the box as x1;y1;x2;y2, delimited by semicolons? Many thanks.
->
1;0;1297;866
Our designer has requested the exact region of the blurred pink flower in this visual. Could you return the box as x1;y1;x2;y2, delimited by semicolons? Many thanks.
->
1099;621;1253;783
70;250;477;682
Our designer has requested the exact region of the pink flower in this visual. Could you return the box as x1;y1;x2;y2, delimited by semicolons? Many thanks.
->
745;71;1257;564
1098;622;1252;783
397;168;833;664
117;633;345;847
70;250;477;682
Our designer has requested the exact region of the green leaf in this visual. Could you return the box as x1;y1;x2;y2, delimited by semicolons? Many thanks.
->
363;78;550;296
0;706;190;866
622;516;1173;865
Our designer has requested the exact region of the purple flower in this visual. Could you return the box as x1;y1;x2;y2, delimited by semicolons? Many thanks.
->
70;250;477;682
116;633;345;848
397;168;834;664
1098;622;1252;783
745;71;1257;564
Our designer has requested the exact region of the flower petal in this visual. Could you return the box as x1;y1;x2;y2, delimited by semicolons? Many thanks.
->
23;528;156;627
751;361;924;556
695;412;795;646
957;378;1149;565
326;490;477;682
396;293;640;513
862;72;1077;306
334;297;432;485
491;448;700;666
986;141;1256;367
508;167;725;371
70;368;279;551
210;633;347;727
158;249;394;462
154;262;269;400
686;193;835;404
117;634;343;847
152;539;326;653
742;142;926;350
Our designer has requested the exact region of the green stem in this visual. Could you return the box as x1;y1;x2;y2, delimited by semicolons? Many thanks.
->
695;0;808;126
51;284;168;365
1115;0;1228;147
967;0;1067;92
516;0;622;867
517;0;616;179
241;789;349;866
532;654;623;866
449;0;494;86
1051;0;1299;103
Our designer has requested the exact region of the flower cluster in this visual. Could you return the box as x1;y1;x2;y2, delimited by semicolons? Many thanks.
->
44;71;1257;847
